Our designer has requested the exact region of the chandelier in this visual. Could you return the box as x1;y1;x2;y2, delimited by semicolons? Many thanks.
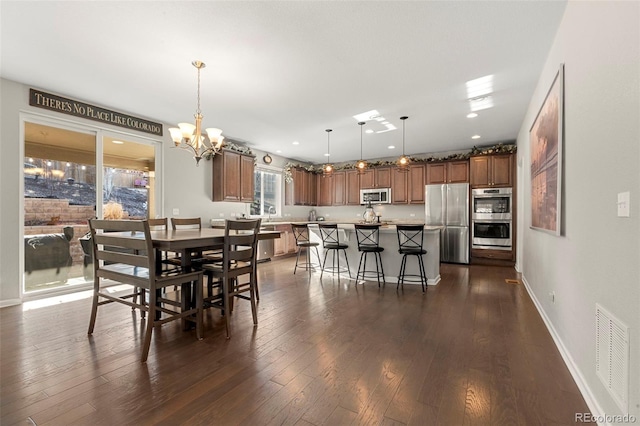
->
323;129;334;177
355;121;368;174
168;60;224;166
396;116;410;172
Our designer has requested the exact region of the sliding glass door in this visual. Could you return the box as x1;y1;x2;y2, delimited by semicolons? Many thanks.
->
23;120;161;295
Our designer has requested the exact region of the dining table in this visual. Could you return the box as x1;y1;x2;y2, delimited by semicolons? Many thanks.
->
145;227;281;324
149;227;280;268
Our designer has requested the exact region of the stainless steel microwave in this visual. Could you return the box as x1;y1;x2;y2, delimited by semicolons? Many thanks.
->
360;188;391;205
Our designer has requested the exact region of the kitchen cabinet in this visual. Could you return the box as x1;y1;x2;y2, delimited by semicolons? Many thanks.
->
345;169;360;205
391;164;425;204
317;174;333;206
212;149;255;202
273;224;296;257
470;154;513;188
332;171;346;206
285;168;317;206
408;164;426;204
426;160;469;184
359;166;391;189
391;167;408;204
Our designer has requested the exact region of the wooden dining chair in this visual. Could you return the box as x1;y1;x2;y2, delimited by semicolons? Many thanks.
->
87;219;203;362
201;218;261;339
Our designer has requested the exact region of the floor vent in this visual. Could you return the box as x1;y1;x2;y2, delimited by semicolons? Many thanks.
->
596;303;629;412
505;279;520;284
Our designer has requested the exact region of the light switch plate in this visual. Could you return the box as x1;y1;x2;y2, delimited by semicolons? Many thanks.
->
617;192;630;217
172;208;179;215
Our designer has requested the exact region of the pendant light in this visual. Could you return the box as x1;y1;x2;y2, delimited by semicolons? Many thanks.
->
355;121;368;174
168;61;224;166
396;116;410;172
323;129;334;177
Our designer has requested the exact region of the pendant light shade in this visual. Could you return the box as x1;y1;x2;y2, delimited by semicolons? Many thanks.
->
396;116;410;172
323;129;334;177
355;121;368;174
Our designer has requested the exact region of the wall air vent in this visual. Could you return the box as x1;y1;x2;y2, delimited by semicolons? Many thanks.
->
595;303;629;412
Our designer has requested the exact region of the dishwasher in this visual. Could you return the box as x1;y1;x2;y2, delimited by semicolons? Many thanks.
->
257;225;275;262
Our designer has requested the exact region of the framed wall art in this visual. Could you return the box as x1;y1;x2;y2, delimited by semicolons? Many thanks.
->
530;63;564;235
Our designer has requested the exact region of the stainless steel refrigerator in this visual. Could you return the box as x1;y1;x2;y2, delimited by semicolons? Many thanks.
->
425;183;469;264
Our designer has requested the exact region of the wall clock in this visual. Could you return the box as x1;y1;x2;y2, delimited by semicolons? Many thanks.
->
263;154;272;164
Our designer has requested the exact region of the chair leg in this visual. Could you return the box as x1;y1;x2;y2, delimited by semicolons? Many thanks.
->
320;250;329;278
249;271;258;326
293;247;302;275
195;278;203;340
305;247;312;275
314;247;321;271
141;290;156;363
87;278;99;335
397;255;407;290
378;252;386;285
342;249;352;278
418;255;427;293
357;251;365;281
223;277;231;339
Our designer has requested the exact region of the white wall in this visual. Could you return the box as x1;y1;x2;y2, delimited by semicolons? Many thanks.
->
517;1;639;419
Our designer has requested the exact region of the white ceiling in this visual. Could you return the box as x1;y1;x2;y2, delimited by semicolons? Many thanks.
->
1;1;567;164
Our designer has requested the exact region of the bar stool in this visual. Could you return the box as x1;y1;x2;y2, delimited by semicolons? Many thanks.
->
396;224;428;292
354;224;385;286
318;223;351;279
291;223;321;275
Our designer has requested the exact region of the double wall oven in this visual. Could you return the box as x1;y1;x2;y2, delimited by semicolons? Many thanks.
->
471;187;512;250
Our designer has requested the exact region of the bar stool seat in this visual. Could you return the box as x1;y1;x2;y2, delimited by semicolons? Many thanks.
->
291;223;321;275
318;223;351;279
354;223;385;286
396;224;428;292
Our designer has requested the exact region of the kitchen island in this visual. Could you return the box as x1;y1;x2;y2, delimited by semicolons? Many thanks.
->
308;223;442;286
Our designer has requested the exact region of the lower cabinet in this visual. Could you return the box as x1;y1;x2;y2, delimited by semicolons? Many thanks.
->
273;224;297;257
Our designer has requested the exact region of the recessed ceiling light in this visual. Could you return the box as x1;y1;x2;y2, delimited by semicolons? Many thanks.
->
324;153;330;157
276;150;282;153
467;112;478;118
471;135;481;139
113;140;124;144
292;141;299;145
388;145;396;149
365;129;374;134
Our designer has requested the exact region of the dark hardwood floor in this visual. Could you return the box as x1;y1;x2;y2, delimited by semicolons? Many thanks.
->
1;259;592;425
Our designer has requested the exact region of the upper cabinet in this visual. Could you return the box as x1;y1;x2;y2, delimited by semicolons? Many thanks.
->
212;149;255;202
345;169;360;205
470;154;514;188
390;164;424;204
332;171;346;206
317;174;333;206
408;164;425;204
359;166;391;189
426;160;469;184
285;167;317;206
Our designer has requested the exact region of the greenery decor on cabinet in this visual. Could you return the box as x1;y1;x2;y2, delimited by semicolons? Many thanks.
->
202;140;253;161
283;143;516;183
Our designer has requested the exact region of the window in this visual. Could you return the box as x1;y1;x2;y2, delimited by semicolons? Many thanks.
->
251;168;282;217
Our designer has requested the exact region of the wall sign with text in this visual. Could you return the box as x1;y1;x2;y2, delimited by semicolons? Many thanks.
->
29;89;163;136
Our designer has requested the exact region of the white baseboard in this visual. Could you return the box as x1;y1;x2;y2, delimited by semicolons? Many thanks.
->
521;275;606;425
0;298;22;308
428;274;441;285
